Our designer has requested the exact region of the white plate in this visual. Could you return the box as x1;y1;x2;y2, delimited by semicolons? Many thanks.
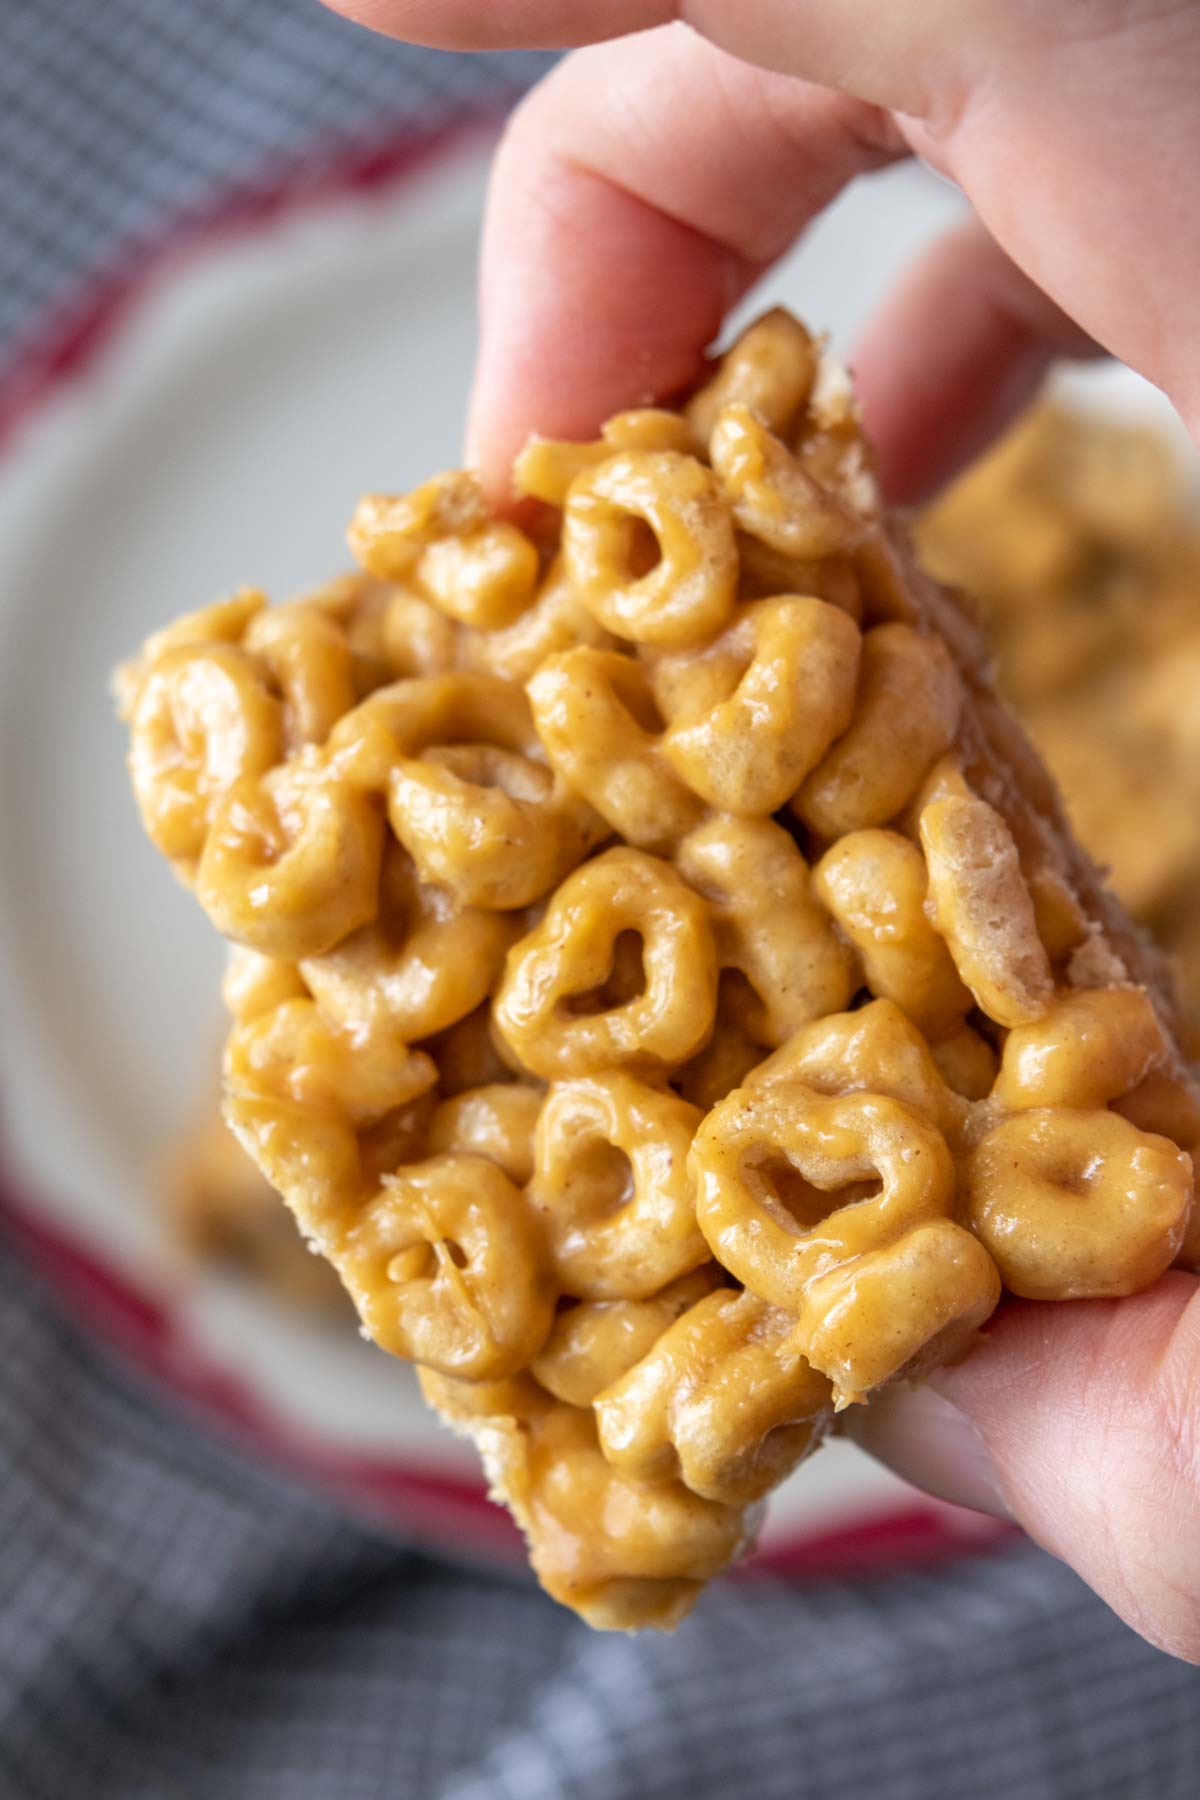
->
1;130;1181;1566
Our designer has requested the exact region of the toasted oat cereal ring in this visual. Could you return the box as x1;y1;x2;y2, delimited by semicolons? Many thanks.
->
221;1088;363;1243
416;1366;552;1428
427;1083;543;1186
802;1218;1000;1402
675;816;855;1045
344;1153;555;1378
813;829;972;1039
692;1084;958;1315
930;1022;998;1101
655;596;861;815
221;948;309;1022
919;792;1054;1027
594;1287;832;1505
494;847;718;1080
514;410;694;507
793;622;963;836
458;556;616;685
685;308;817;446
692;1082;982;1401
225;997;435;1127
520;1404;748;1630
348;471;487;578
530;1267;722;1408
528;647;701;852
329;672;604;909
352;471;539;628
671;985;764;1109
354;473;539;628
710;404;862;561
197;760;384;959
531;1073;708;1300
416;521;540;628
563;450;738;648
747;998;970;1146
380;588;459;679
963;1108;1192;1299
114;587;266;718
128;641;283;863
301;841;519;1041
992;987;1170;1111
243;601;357;747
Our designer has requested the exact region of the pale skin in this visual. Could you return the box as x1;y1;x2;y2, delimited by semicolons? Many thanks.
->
322;0;1200;1662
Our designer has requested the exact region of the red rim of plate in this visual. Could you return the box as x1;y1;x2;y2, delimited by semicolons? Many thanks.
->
0;109;1013;1582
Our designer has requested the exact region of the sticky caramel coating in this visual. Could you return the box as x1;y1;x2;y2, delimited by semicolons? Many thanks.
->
227;996;434;1126
422;1377;751;1631
121;307;1198;1632
114;587;265;734
521;1406;750;1629
747;999;970;1148
380;588;458;678
242;601;357;746
221;947;309;1022
992;987;1170;1112
458;557;615;684
531;1073;708;1300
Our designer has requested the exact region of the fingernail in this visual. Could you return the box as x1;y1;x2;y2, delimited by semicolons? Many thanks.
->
848;1381;1015;1522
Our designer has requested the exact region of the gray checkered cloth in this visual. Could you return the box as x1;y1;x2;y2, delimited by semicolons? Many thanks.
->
1;5;1198;1796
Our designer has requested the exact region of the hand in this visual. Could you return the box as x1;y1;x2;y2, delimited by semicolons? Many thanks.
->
323;0;1200;1662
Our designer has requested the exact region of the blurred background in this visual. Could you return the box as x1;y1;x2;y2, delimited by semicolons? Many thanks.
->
1;4;1199;1797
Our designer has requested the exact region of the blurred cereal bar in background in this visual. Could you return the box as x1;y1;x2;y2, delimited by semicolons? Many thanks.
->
162;1085;348;1316
919;403;1200;1047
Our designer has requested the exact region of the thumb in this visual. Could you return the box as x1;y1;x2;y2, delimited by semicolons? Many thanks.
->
850;1274;1200;1663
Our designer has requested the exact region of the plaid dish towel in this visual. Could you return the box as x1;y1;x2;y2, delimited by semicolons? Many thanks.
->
1;5;1198;1796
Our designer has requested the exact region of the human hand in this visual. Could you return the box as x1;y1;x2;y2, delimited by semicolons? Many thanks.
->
323;0;1200;1661
326;1;1199;504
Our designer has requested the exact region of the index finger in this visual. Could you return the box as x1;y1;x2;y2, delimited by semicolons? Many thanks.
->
465;29;902;493
322;0;986;108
